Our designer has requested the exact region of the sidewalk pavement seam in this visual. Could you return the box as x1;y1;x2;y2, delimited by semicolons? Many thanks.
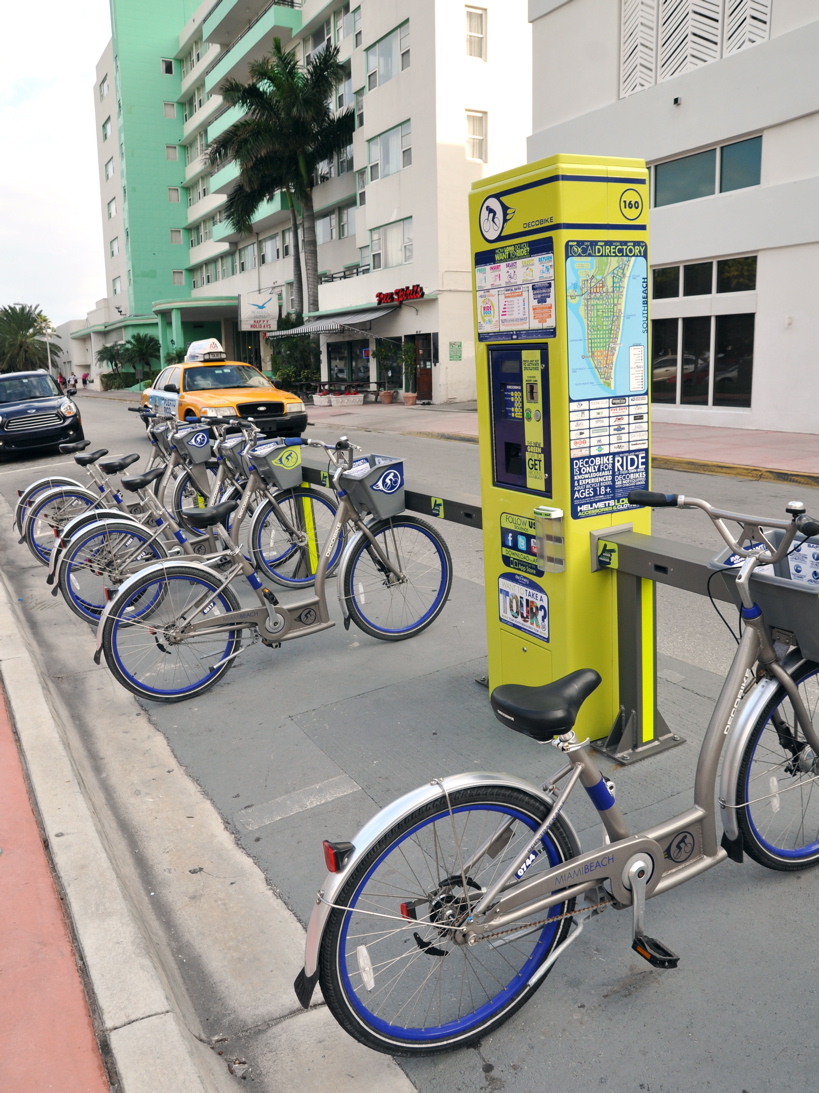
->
0;492;417;1093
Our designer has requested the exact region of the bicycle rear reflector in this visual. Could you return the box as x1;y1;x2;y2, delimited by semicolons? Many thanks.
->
323;840;354;873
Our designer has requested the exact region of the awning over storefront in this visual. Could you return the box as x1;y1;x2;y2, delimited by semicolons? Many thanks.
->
266;305;398;338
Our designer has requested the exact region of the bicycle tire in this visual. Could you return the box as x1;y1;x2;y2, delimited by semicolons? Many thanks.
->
342;515;452;640
170;468;216;533
736;660;819;869
23;486;101;564
250;487;342;587
101;562;242;702
15;475;83;535
58;519;169;623
319;784;577;1055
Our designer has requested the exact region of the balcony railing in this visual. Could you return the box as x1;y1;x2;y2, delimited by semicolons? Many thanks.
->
319;265;370;284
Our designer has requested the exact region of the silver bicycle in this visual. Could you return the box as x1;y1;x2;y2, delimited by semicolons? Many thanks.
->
294;490;819;1054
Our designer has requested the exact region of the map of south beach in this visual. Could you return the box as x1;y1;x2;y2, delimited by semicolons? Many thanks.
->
565;241;648;399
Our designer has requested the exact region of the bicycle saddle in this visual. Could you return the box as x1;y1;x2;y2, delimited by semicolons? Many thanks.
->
59;440;91;454
179;498;239;529
120;466;165;492
491;669;602;742
98;453;141;475
73;448;109;466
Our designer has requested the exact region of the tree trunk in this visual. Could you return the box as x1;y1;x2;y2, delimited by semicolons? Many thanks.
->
300;187;319;316
286;191;304;316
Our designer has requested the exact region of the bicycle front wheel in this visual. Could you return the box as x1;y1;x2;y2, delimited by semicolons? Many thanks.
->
23;487;100;564
15;475;82;535
250;487;341;587
736;661;819;869
58;519;168;623
343;515;452;639
319;785;577;1055
101;563;242;702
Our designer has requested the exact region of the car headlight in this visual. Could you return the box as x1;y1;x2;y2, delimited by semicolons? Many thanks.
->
284;401;305;414
201;406;235;417
61;399;78;417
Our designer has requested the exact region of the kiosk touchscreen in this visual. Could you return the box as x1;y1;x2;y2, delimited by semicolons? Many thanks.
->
470;153;656;744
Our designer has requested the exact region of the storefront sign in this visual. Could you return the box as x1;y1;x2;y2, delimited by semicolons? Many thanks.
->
376;284;425;305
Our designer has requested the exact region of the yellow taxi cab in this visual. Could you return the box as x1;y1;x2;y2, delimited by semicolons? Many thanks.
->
142;339;307;437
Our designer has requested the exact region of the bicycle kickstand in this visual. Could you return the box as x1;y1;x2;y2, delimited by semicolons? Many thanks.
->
627;858;680;970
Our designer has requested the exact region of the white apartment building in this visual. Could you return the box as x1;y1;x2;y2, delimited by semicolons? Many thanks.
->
177;0;532;401
528;0;819;433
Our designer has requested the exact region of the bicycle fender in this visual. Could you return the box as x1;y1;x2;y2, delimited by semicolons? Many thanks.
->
719;653;810;843
48;508;126;580
335;526;368;621
55;516;146;591
298;771;581;991
92;558;217;657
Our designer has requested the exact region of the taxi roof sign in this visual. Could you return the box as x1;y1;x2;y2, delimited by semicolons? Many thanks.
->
185;338;227;363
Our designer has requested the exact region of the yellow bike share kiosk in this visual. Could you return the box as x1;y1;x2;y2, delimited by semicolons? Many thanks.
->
470;153;676;759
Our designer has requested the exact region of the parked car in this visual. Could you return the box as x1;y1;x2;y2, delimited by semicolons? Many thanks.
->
141;339;307;437
0;370;84;454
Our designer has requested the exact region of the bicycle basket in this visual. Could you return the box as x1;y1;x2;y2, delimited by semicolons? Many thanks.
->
176;424;213;464
151;421;174;459
219;435;249;479
340;454;405;519
711;533;819;661
248;439;303;490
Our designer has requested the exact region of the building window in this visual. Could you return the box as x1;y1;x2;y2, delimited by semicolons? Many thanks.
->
355;89;364;129
334;3;350;42
99;74;109;100
356;168;367;206
353;7;362;48
368;121;411;181
161;58;174;75
170;229;183;245
286;282;296;311
163;101;176;118
165;144;179;161
102;117;112;141
168;187;180;203
651;256;756;409
339;204;356;239
653;136;761;207
282;228;292;258
366;23;409;90
307;20;332;64
182;37;202;77
370;218;412;270
104;157;115;180
338;143;354;175
466;7;486;58
219;253;234;279
173;270;185;287
110;237;119;257
316;213;336;246
107;197;117;219
359;244;370;270
112;276;121;295
239;243;257;272
466;111;487;161
261;235;280;264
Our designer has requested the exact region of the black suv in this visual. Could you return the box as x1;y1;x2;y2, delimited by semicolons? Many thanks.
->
0;371;84;454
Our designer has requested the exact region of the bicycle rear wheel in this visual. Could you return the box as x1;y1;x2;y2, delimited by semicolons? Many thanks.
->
342;515;452;639
101;563;242;702
23;487;100;564
15;476;82;535
58;519;168;623
319;784;577;1055
250;487;341;587
736;661;819;869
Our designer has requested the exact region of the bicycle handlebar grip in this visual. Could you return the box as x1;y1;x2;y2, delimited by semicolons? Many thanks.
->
796;514;819;538
627;490;679;507
128;405;148;413
335;437;352;450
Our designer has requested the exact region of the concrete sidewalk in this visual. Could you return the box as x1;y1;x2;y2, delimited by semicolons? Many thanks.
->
84;388;819;483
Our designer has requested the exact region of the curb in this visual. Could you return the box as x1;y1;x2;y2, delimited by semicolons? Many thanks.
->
652;454;819;488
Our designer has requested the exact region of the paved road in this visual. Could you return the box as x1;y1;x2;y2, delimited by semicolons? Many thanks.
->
3;396;819;1092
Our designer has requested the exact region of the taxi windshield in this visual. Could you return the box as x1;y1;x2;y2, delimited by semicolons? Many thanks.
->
0;373;60;403
183;365;273;393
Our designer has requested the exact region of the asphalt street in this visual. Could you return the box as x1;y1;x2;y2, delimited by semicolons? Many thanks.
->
3;395;819;1091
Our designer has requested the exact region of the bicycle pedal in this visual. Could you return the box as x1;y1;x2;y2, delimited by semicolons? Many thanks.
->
631;932;679;969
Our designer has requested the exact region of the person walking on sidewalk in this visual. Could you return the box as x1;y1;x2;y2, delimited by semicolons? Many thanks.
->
81;372;89;389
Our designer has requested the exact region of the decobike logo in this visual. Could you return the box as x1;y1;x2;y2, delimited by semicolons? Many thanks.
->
371;469;403;494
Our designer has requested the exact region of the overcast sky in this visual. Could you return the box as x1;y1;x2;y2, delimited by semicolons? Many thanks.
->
1;1;112;326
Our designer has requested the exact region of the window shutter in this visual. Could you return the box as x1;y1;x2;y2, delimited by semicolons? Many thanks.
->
658;0;721;82
723;0;770;55
621;0;656;97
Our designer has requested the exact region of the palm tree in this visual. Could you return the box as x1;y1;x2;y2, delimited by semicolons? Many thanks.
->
0;304;62;373
121;333;161;383
209;37;355;316
96;343;124;375
164;346;188;365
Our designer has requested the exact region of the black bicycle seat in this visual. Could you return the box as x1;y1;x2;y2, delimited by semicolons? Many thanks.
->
98;453;141;475
73;448;109;466
491;669;602;742
179;498;239;529
120;466;165;493
59;440;91;454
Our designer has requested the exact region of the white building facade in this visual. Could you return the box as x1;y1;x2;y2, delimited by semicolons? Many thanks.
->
528;0;819;433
